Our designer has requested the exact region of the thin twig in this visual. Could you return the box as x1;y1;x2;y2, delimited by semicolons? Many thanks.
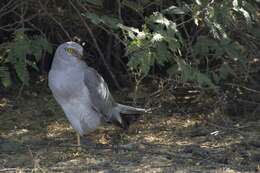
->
0;168;32;172
225;83;260;94
69;0;122;90
0;0;21;19
236;98;260;105
16;81;24;99
38;0;71;40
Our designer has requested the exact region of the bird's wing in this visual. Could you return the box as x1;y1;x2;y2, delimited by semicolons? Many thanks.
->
83;66;115;119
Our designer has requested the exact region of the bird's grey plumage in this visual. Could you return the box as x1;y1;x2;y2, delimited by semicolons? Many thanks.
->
48;41;146;136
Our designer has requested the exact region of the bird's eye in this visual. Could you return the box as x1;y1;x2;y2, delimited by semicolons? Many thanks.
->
65;48;75;54
64;47;82;59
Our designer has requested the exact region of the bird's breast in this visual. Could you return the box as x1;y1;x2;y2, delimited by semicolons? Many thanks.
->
48;68;86;101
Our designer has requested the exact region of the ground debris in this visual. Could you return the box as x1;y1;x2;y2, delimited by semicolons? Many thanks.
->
0;90;260;172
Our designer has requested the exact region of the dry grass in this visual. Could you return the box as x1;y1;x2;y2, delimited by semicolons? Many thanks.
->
0;86;260;173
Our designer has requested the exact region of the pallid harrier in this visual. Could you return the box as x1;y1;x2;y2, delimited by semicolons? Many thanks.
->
48;41;147;145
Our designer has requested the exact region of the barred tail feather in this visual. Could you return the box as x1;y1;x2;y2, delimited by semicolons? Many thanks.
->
116;103;148;114
110;103;147;130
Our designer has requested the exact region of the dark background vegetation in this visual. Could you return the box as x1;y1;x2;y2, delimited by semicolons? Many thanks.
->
0;0;260;119
1;1;260;172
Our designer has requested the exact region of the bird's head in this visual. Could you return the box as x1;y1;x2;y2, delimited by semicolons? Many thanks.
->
55;41;84;63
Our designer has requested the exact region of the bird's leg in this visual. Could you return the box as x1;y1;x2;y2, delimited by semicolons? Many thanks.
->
76;133;83;152
76;133;81;146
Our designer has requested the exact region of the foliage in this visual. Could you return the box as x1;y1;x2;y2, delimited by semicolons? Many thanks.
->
0;0;259;93
115;0;259;89
0;29;52;86
78;0;258;90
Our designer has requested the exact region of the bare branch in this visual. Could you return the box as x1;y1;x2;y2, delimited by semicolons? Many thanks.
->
69;0;122;90
38;0;71;40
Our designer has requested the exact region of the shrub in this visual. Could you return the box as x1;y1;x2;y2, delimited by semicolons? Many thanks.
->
0;29;52;87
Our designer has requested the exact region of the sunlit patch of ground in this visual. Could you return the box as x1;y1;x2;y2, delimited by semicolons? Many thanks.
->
1;86;260;172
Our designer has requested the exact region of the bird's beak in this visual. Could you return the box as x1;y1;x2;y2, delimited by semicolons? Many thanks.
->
74;52;84;62
77;55;88;63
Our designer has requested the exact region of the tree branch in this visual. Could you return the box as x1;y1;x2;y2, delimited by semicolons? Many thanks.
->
69;0;122;90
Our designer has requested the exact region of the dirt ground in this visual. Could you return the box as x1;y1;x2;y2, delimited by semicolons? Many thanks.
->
1;84;260;173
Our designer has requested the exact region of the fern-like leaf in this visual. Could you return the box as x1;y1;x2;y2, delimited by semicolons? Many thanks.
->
0;66;11;87
2;29;53;86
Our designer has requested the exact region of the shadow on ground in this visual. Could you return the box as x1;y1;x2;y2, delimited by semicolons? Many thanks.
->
1;86;260;173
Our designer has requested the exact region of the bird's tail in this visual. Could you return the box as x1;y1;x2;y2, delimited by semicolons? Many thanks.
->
110;103;148;130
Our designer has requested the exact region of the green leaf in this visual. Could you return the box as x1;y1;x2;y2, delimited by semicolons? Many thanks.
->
83;13;121;29
122;0;143;13
219;63;234;80
155;41;170;65
225;41;246;64
118;24;146;39
142;51;155;75
3;29;52;85
83;12;103;25
127;46;156;76
233;7;252;26
193;36;223;56
195;0;208;6
151;33;164;42
165;37;181;52
149;12;171;27
250;27;260;39
212;72;220;84
102;15;121;29
26;59;39;71
197;73;215;88
162;5;186;15
30;37;53;61
35;37;53;53
0;66;11;87
167;64;179;76
15;58;29;85
81;0;103;7
179;63;215;88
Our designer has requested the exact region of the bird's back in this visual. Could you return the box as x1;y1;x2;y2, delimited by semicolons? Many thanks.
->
83;67;115;115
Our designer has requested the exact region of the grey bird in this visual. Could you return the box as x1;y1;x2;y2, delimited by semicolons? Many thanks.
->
48;41;147;145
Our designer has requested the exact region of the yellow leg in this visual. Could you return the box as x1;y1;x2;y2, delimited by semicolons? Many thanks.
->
76;133;81;146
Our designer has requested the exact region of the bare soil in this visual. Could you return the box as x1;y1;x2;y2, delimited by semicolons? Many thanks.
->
1;85;260;173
